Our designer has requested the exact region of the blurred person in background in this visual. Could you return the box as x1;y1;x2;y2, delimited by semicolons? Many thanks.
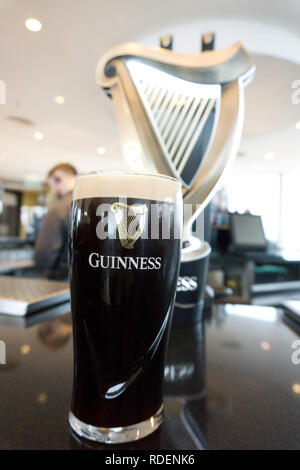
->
34;163;77;280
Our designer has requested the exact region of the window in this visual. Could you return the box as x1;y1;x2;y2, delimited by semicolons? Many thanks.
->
224;173;280;243
280;171;300;250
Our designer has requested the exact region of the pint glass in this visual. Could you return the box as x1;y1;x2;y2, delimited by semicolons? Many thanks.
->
68;170;182;443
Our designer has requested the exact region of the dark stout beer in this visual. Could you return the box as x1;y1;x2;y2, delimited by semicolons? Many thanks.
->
69;171;182;443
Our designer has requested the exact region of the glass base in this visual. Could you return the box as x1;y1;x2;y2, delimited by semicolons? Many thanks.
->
69;404;163;444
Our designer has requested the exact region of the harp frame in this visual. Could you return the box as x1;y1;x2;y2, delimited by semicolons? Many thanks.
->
96;42;255;242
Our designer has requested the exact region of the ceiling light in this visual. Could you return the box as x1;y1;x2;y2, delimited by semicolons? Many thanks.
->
20;345;31;355
33;132;44;141
97;146;106;155
295;121;300;130
25;18;42;32
53;95;65;104
264;152;275;160
260;341;271;351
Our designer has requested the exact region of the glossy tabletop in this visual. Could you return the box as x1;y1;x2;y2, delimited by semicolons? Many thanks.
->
0;303;299;450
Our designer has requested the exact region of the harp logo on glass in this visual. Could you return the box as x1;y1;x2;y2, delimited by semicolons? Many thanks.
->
95;198;180;244
0;340;6;365
111;202;148;249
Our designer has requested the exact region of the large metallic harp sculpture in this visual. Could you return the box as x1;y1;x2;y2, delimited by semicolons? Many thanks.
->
96;37;255;324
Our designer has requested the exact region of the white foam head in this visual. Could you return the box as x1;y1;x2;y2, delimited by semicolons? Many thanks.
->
73;170;182;203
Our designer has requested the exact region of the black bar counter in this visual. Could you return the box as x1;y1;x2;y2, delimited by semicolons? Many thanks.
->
0;303;299;450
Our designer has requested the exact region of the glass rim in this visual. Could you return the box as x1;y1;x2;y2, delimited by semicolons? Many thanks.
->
77;169;181;187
